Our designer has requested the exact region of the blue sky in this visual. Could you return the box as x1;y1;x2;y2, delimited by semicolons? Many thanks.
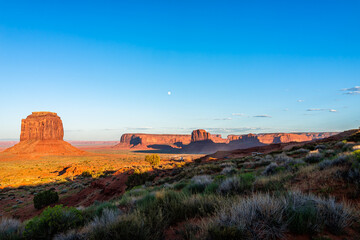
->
0;0;359;140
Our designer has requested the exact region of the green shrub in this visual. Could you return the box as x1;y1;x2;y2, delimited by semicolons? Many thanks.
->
173;181;187;190
204;182;219;194
33;190;59;209
286;201;320;234
134;191;186;239
24;205;83;240
144;154;161;167
126;172;155;189
353;150;360;167
138;190;188;224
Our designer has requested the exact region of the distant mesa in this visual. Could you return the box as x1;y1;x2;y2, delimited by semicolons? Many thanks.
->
191;129;212;142
113;129;338;154
114;133;192;149
4;112;85;155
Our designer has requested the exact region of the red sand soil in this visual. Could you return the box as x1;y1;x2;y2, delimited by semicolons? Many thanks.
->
0;146;201;220
4;140;87;156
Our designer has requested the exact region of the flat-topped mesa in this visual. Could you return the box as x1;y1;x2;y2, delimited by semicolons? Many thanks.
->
5;112;85;156
191;129;212;142
116;133;192;149
20;111;64;141
226;133;338;144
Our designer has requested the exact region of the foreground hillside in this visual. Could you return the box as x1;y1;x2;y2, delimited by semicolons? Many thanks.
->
1;129;360;240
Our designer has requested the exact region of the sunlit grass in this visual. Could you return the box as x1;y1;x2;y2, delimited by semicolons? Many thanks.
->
0;150;202;188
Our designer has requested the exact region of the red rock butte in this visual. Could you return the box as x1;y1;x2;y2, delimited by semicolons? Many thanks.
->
4;112;85;155
113;129;338;153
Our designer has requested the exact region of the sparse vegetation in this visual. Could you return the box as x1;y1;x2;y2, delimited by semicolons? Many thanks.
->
305;152;324;163
144;154;161;167
2;130;360;240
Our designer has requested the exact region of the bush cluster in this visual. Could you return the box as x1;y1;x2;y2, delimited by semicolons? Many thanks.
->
144;154;161;167
126;171;155;189
33;190;59;209
24;205;83;240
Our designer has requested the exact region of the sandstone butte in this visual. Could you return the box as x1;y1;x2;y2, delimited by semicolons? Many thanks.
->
113;129;337;150
4;112;85;156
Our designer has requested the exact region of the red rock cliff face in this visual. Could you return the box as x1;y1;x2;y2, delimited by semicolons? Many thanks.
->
5;112;85;155
191;129;212;142
20;112;64;141
211;134;227;143
116;133;192;149
227;133;337;144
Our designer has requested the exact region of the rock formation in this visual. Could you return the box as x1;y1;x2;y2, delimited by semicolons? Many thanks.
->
228;133;312;144
114;134;192;149
113;130;338;153
191;129;212;142
4;112;85;155
20;112;64;141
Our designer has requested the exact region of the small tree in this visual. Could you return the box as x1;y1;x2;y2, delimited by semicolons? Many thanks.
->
33;190;59;209
145;154;161;167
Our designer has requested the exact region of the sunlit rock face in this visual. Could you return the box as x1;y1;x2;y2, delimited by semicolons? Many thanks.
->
5;112;85;156
191;129;212;142
20;112;64;141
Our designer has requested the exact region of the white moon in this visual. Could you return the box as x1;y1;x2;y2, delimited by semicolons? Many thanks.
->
168;91;171;95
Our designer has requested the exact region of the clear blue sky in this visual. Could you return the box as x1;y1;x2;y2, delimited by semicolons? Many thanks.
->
0;0;359;140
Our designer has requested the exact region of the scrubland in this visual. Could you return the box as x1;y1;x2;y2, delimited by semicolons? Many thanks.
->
1;131;360;239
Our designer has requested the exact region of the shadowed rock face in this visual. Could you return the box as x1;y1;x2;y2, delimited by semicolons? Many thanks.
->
20;112;64;141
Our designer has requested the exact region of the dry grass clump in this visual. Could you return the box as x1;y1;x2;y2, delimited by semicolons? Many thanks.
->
85;208;121;232
208;192;355;239
0;217;24;240
318;154;350;170
274;154;293;163
262;162;278;176
220;166;237;175
209;194;287;239
218;173;255;195
185;175;213;193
